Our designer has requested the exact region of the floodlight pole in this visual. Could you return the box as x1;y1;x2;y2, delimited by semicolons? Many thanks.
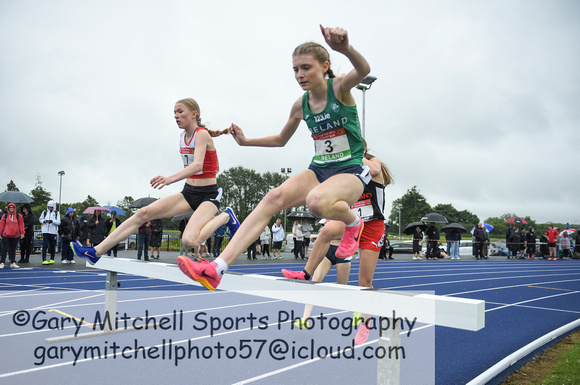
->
356;76;377;139
396;204;402;240
281;168;292;231
58;170;65;214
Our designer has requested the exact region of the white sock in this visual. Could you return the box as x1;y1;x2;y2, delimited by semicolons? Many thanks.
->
214;257;228;277
346;216;361;228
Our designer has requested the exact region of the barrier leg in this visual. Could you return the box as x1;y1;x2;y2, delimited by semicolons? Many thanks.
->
377;321;401;385
104;271;118;332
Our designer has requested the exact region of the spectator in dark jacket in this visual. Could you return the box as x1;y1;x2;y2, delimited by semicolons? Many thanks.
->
60;207;80;264
149;218;163;259
539;230;549;259
508;228;521;259
137;221;152;261
425;223;439;260
19;203;35;263
88;210;107;246
525;227;536;259
79;215;89;246
473;223;488;260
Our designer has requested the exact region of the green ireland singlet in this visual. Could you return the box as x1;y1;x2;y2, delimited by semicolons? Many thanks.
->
302;78;365;168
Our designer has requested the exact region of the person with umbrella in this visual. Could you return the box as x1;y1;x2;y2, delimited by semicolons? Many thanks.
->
412;225;424;260
473;223;489;260
18;203;35;264
425;223;440;260
72;98;239;266
39;201;61;265
88;209;107;247
0;203;25;269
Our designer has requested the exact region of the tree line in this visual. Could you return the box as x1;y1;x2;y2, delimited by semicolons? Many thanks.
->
3;174;569;237
387;185;571;238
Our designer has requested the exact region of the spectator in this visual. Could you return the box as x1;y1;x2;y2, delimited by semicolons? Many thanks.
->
519;228;527;257
508;228;521;259
19;203;35;264
247;236;259;260
88;210;107;246
412;226;423;260
149;218;163;259
379;223;393;260
575;231;580;259
448;229;462;260
539;230;549;259
473;223;488;260
59;207;80;264
301;218;313;257
78;215;89;246
137;221;152;261
525;227;536;260
0;203;25;269
106;211;123;258
179;218;191;256
260;225;271;259
546;225;559;261
39;200;61;265
506;223;515;244
271;219;284;260
292;221;305;260
425;222;439;260
561;232;572;260
212;224;226;258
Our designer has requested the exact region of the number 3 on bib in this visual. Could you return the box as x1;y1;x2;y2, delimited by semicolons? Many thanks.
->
312;128;352;164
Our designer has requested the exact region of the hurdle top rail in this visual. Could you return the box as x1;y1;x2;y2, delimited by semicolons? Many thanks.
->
86;257;484;332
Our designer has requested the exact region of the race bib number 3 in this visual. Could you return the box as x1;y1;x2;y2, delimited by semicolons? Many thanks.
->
312;129;351;164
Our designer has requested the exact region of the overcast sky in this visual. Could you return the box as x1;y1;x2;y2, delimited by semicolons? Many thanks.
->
1;0;579;224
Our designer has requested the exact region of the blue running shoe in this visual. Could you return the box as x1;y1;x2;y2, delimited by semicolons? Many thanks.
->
70;242;100;264
224;207;240;236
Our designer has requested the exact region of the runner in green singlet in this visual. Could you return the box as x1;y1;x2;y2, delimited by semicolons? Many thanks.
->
178;25;372;291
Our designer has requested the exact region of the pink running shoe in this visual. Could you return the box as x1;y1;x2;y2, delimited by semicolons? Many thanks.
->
282;269;307;281
355;323;370;345
336;217;364;259
177;256;222;291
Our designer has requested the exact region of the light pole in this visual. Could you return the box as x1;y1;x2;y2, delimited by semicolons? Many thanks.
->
396;204;402;240
356;75;377;139
281;167;292;231
58;170;65;214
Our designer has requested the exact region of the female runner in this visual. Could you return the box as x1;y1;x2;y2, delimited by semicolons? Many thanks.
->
285;147;393;345
72;98;239;263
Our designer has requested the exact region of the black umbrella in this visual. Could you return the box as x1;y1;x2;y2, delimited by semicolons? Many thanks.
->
171;212;193;222
286;210;315;221
403;221;427;235
0;191;34;204
129;197;158;208
441;222;467;233
421;212;448;223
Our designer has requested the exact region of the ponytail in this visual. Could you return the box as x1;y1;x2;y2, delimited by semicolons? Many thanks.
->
365;153;394;187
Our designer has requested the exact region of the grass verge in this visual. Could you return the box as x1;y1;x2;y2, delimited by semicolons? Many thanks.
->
501;329;580;384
